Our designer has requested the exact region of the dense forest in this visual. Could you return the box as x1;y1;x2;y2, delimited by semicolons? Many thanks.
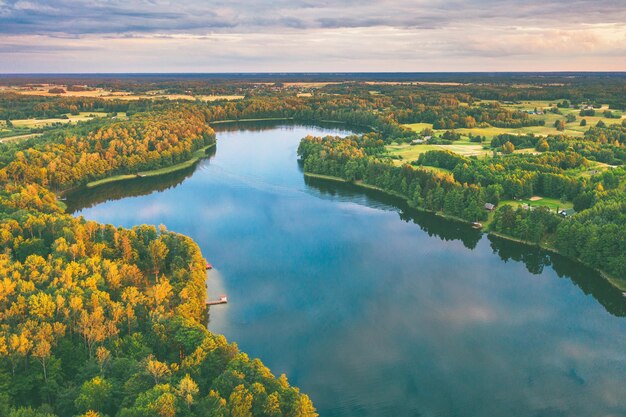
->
0;98;321;416
1;74;625;416
1;106;216;190
298;134;626;279
2;73;624;109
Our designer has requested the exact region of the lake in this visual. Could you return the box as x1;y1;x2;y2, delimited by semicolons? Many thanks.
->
68;122;626;417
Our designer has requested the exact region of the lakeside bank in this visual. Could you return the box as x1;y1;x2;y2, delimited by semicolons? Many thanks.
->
84;143;216;188
304;171;626;292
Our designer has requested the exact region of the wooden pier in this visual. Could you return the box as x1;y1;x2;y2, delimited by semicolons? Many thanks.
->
206;295;228;306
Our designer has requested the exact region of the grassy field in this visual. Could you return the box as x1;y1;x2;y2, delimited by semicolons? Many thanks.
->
86;144;215;188
387;138;491;165
416;165;451;174
513;148;539;155
0;133;42;143
404;120;584;139
562;161;616;180
111;93;244;101
0;85;244;101
499;196;574;212
1;112;109;142
500;100;625;136
10;112;109;129
403;122;434;132
0;85;114;98
403;100;625;140
479;196;574;229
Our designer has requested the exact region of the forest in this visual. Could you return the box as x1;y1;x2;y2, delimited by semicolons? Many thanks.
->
298;131;625;279
0;92;326;417
0;74;625;416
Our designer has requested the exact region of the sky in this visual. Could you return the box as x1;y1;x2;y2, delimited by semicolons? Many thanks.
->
1;0;625;73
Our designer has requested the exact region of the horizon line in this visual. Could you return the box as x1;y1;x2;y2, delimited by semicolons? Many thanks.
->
1;71;626;75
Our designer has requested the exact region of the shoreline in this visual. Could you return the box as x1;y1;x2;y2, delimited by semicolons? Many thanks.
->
211;117;374;132
304;171;626;292
211;117;294;125
64;117;624;292
304;172;479;226
70;117;357;193
83;142;216;189
487;231;625;292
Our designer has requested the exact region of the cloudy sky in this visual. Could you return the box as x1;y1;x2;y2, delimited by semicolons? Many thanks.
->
1;0;625;73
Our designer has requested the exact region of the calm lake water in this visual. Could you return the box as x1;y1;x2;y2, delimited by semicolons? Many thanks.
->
68;122;626;417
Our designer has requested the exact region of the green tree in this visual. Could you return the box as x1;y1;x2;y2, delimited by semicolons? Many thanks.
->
176;374;199;409
74;377;113;415
501;141;515;154
153;392;176;417
536;139;549;152
264;392;282;417
8;407;57;417
293;394;318;417
148;239;169;277
554;119;566;131
229;385;253;417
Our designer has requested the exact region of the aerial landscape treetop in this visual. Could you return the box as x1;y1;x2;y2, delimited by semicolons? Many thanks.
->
0;0;625;414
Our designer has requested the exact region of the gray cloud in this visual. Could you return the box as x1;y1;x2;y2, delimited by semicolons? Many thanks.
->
1;0;625;35
0;0;624;72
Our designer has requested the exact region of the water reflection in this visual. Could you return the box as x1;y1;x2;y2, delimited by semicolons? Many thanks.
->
68;123;626;320
66;145;216;213
305;176;483;250
489;235;626;317
304;176;626;317
70;121;626;417
211;119;368;135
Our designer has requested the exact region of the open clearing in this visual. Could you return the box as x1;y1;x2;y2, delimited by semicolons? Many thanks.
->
499;196;574;212
0;133;42;143
0;112;113;142
404;121;586;139
10;112;109;129
387;139;491;165
403;100;625;139
0;85;244;101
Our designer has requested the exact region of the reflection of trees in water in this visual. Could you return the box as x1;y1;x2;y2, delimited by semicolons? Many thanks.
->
212;120;294;133
212;120;367;134
306;176;626;318
398;208;482;250
304;175;482;249
66;146;216;213
487;236;551;275
68;139;625;319
488;235;626;317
